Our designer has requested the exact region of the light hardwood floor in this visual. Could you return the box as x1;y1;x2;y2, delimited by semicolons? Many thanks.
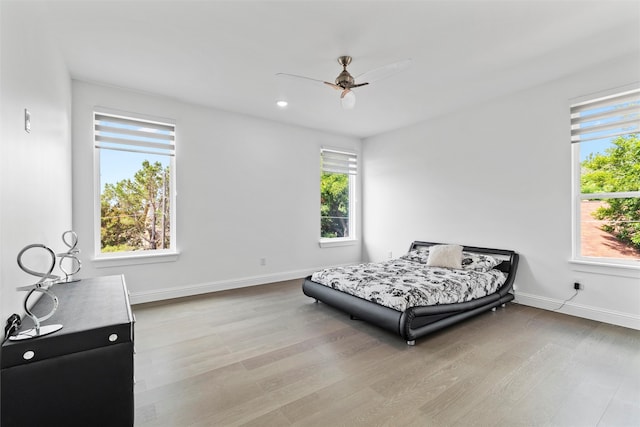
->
133;279;640;426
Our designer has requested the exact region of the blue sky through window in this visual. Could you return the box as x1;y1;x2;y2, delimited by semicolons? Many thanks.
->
100;150;170;190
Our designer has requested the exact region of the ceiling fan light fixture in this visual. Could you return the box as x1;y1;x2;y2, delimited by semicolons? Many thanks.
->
341;91;356;110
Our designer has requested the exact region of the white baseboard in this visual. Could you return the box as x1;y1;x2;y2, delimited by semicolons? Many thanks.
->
514;292;640;331
129;267;321;305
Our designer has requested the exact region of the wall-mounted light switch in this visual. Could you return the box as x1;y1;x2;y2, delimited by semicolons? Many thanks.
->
24;108;31;133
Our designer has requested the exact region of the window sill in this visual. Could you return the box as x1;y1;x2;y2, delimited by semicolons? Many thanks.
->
319;238;358;248
93;251;179;268
569;259;640;278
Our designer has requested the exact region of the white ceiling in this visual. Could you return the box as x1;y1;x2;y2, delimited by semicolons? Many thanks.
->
40;0;640;138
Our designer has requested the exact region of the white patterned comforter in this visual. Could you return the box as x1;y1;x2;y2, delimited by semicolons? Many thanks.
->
310;258;507;312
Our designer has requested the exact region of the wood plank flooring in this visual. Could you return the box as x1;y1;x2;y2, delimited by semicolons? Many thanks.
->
132;279;640;426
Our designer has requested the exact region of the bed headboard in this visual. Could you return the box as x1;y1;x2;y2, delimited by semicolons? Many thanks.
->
408;241;519;295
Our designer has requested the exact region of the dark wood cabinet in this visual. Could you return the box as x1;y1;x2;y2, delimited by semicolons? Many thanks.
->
1;275;134;427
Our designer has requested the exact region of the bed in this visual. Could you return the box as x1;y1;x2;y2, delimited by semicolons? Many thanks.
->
302;241;519;345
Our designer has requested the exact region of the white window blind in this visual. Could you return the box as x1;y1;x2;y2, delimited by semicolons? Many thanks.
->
571;88;640;143
94;112;175;156
321;149;358;175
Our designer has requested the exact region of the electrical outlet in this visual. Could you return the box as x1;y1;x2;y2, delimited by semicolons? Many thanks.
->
574;282;581;290
388;251;393;259
260;257;266;266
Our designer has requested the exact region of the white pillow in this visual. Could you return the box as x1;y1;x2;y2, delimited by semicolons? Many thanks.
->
426;244;463;269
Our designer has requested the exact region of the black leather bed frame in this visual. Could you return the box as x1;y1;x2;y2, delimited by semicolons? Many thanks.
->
302;241;519;345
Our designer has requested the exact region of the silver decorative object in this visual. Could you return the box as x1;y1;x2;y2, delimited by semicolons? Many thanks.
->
11;244;63;341
57;230;81;283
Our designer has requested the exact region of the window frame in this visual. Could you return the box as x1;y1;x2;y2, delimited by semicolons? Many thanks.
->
93;108;178;264
319;148;358;247
570;87;640;269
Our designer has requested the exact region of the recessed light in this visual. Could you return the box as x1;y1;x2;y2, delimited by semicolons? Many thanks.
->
276;100;288;108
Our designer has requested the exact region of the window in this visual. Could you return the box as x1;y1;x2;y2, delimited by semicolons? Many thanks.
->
571;88;640;265
320;148;357;243
94;111;176;257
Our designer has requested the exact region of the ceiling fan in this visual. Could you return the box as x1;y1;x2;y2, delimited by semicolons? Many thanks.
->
276;56;412;109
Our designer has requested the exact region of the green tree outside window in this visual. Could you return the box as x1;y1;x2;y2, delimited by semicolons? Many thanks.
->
581;134;640;251
320;172;350;238
101;160;171;252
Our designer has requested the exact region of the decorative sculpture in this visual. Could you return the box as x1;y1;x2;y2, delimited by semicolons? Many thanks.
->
11;244;63;340
57;230;81;283
9;231;81;340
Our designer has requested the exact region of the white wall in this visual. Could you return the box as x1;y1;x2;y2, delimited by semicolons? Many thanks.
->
0;2;72;322
362;54;640;330
72;81;362;303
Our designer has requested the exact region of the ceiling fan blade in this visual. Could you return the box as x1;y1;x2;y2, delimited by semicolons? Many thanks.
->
354;58;412;84
276;73;329;87
324;82;343;91
350;82;369;89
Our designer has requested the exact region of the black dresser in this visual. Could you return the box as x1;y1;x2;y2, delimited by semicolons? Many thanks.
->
1;275;134;427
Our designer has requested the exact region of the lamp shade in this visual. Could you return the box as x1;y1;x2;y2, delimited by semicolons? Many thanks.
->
341;91;356;109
